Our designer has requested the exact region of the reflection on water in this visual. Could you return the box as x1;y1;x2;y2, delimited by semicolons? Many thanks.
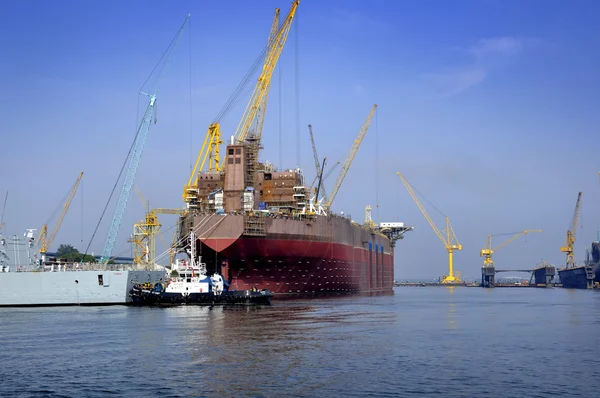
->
445;286;457;330
1;288;599;397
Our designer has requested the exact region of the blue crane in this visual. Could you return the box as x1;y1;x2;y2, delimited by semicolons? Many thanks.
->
100;15;189;264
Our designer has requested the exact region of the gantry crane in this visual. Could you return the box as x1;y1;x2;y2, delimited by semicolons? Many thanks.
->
100;16;189;264
480;230;542;268
396;171;462;284
37;172;84;258
327;104;377;210
561;192;582;268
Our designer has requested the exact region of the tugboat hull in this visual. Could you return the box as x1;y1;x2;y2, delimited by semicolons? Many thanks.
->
129;284;273;306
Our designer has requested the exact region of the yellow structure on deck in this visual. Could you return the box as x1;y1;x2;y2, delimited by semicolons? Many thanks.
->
480;230;542;268
396;171;462;284
364;205;375;230
560;191;582;268
37;172;84;255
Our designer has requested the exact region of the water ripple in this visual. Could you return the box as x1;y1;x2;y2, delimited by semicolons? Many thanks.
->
1;288;599;397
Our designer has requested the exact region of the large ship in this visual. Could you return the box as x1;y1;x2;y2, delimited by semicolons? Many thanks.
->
557;264;594;289
174;1;412;297
178;141;412;296
0;232;166;306
583;240;600;285
555;192;595;289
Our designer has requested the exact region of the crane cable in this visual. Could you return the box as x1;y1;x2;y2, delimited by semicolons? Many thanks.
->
82;23;187;261
212;40;271;124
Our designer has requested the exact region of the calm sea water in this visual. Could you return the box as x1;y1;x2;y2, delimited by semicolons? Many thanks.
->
1;287;599;397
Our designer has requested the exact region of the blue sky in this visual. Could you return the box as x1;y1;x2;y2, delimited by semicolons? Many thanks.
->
1;0;599;280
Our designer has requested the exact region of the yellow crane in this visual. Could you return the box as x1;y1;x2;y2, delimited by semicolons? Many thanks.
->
364;205;375;229
228;1;298;148
396;171;462;284
327;104;377;210
134;185;187;265
37;172;83;256
184;4;296;206
133;186;161;265
561;191;582;268
480;230;542;268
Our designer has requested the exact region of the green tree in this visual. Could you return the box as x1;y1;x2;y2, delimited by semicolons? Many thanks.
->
56;244;77;257
63;251;96;263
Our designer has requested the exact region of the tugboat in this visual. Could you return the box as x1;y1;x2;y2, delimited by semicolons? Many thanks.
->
129;230;273;306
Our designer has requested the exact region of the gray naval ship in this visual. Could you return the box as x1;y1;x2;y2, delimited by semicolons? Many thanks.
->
0;230;165;307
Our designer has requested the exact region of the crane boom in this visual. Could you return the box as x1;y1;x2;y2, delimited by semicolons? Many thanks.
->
397;171;447;246
561;191;582;267
228;1;299;149
100;16;189;264
254;8;281;143
396;171;462;283
480;229;542;267
39;172;84;253
328;104;377;208
308;124;328;200
0;191;7;232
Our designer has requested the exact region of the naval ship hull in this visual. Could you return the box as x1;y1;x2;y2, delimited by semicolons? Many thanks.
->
188;213;395;296
0;270;166;307
557;265;594;290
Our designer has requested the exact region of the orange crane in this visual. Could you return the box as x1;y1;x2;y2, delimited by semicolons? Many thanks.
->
37;172;84;260
561;192;582;268
396;171;462;284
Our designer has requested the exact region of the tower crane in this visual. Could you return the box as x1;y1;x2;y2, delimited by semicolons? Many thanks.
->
100;16;189;264
396;171;462;284
480;230;542;268
561;191;582;268
327;104;377;210
38;172;84;258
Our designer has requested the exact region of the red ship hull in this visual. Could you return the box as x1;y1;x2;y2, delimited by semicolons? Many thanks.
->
190;213;395;296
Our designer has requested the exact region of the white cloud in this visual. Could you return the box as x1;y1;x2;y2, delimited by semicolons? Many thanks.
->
469;37;524;58
423;67;487;97
353;84;365;95
330;8;391;32
422;36;534;98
